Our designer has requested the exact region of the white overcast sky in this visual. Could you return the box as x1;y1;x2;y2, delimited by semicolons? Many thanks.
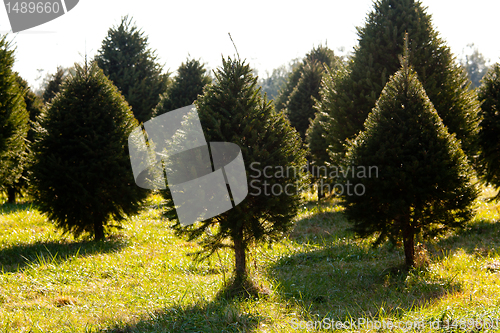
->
1;0;499;89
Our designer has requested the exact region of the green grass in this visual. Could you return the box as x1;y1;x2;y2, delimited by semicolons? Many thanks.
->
1;188;500;332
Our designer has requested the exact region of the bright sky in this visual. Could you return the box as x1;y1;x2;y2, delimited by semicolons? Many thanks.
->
1;0;499;89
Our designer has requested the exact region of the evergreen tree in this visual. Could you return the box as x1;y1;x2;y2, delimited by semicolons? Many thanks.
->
0;35;29;196
42;66;67;103
31;61;148;240
477;63;500;199
342;55;477;267
324;0;480;163
311;63;348;166
96;15;169;123
164;57;307;296
286;59;324;140
153;58;210;116
275;45;337;113
258;60;299;101
5;73;44;203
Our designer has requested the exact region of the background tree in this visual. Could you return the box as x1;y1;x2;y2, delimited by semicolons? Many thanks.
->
460;44;490;89
477;63;500;200
258;60;299;101
96;15;169;123
163;57;307;296
42;66;67;103
274;45;337;113
285;59;325;140
31;61;148;240
0;35;29;197
343;56;477;267
153;58;210;116
324;0;480;164
5;73;44;203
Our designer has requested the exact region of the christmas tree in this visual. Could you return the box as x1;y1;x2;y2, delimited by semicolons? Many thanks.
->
477;63;500;200
0;35;29;196
275;44;337;113
31;61;148;240
324;0;480;163
163;57;307;296
96;16;169;123
153;58;211;116
343;50;477;267
5;73;44;203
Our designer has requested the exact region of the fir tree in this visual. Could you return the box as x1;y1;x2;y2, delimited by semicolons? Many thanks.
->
343;53;477;267
96;15;169;123
163;57;307;296
0;35;29;195
31;61;148;240
325;0;480;163
153;58;210;116
275;45;337;113
286;59;324;140
477;63;500;199
42;66;67;103
5;73;44;203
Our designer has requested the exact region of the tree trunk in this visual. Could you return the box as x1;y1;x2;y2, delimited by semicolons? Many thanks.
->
233;236;247;282
94;221;105;241
317;181;325;200
403;226;415;267
6;187;16;204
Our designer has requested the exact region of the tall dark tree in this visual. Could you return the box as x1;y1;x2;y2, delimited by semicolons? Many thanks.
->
96;15;169;123
153;58;210;116
324;0;480;164
5;73;44;203
163;57;307;296
477;63;500;200
31;61;148;240
342;55;477;267
0;35;29;196
42;66;67;103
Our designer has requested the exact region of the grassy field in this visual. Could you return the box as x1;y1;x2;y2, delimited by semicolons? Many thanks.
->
1;188;500;332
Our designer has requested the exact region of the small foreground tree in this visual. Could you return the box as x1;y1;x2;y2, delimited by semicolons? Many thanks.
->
31;61;148;240
342;54;477;267
163;57;307;296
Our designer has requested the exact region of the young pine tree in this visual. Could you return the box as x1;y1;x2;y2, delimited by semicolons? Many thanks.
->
5;73;44;203
96;16;169;123
153;58;211;116
477;63;500;199
275;44;337;113
42;66;67;103
325;0;480;163
164;57;307;296
343;54;477;267
306;64;348;198
31;62;148;240
0;35;29;195
286;59;325;140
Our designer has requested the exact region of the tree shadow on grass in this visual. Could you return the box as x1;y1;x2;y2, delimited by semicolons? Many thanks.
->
103;291;264;333
0;202;34;215
428;218;500;258
0;236;127;273
266;209;462;321
268;245;462;321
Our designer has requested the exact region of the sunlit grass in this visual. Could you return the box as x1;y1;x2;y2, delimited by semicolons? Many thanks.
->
1;188;500;332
